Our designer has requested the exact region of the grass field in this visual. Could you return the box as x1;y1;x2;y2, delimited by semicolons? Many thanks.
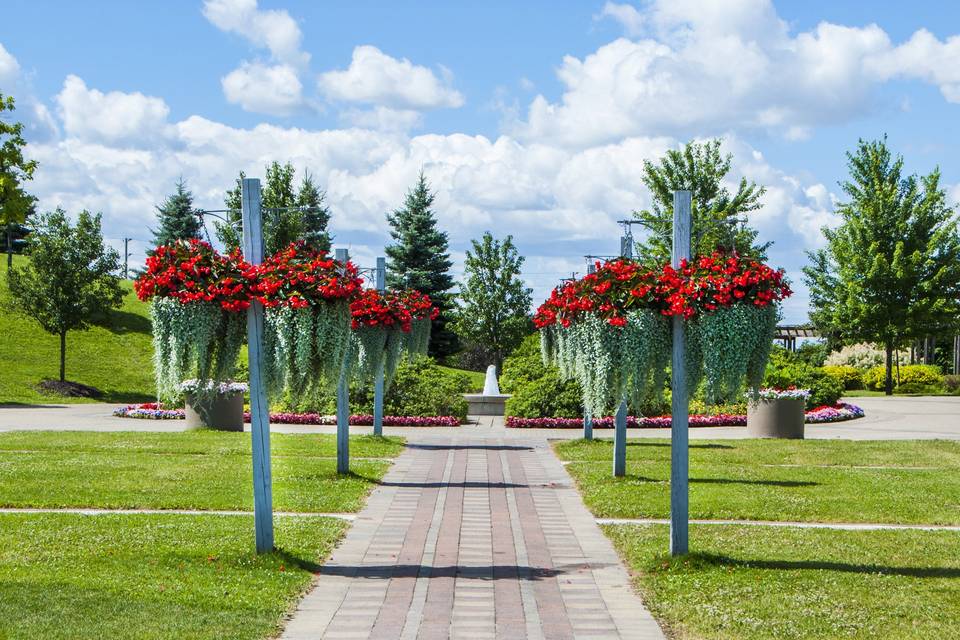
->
0;431;403;513
0;256;156;404
554;438;960;524
0;513;347;640
606;524;960;640
556;437;960;639
0;431;405;512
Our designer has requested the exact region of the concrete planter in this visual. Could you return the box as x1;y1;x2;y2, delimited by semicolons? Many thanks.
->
185;392;244;431
747;397;805;439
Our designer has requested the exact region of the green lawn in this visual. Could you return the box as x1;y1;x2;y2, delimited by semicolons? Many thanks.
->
554;438;960;524
0;256;157;404
0;513;347;640
606;524;960;640
438;364;486;391
0;431;405;512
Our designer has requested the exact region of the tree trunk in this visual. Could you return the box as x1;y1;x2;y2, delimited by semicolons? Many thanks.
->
59;331;67;382
884;341;894;396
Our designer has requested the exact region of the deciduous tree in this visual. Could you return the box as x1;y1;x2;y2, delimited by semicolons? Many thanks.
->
8;210;124;382
804;137;960;394
0;93;37;268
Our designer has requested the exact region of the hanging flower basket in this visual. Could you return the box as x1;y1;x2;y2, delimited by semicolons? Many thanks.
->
349;288;438;389
135;240;251;401
534;251;792;416
251;242;362;400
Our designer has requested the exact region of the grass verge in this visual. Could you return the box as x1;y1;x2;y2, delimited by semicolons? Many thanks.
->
1;513;346;639
0;431;404;512
0;256;156;405
553;438;960;524
606;523;960;640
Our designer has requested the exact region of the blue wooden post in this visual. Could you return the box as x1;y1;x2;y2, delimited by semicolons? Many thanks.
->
612;400;627;476
335;248;351;474
373;257;386;436
241;178;274;553
670;190;692;556
613;233;631;476
583;413;593;440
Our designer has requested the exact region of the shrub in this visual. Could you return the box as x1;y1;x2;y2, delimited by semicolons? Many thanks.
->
944;375;960;395
821;365;863;390
863;364;943;392
288;356;471;419
499;334;549;393
505;371;584;418
763;363;843;408
824;343;909;369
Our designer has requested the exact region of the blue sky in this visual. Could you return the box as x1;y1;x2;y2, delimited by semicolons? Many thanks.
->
2;0;959;322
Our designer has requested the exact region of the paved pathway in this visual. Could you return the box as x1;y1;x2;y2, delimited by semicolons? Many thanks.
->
281;433;665;640
2;396;957;440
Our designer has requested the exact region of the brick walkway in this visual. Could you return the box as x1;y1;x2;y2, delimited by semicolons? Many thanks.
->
281;434;664;639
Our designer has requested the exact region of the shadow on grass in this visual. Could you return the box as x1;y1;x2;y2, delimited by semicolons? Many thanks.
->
94;308;152;335
675;552;960;579
691;478;818;488
625;442;734;450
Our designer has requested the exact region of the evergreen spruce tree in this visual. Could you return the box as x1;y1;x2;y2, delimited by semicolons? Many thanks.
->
386;172;456;356
151;178;201;248
298;171;332;252
804;137;960;394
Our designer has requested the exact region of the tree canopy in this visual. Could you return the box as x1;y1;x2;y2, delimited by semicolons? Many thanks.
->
385;172;456;356
1;93;38;267
217;162;332;254
7;209;124;382
632;139;766;261
452;232;532;371
803;137;960;393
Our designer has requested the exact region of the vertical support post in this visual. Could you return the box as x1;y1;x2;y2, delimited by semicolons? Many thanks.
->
583;413;593;440
612;233;631;476
373;257;386;436
335;248;351;474
123;237;131;279
241;178;274;554
670;190;692;556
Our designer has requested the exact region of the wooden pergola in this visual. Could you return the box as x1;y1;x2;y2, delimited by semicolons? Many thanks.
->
774;324;820;350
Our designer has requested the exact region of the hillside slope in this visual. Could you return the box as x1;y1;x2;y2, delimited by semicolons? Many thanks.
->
0;256;156;404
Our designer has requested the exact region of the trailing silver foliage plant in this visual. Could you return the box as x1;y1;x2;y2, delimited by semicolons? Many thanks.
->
541;304;780;414
694;304;779;404
403;318;432;359
543;309;671;416
150;298;245;401
351;326;406;390
262;301;352;400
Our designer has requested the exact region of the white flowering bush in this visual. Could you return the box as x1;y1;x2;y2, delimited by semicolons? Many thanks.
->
824;342;909;369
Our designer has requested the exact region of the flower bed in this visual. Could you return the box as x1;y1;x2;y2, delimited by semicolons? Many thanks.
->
505;402;865;428
113;404;459;426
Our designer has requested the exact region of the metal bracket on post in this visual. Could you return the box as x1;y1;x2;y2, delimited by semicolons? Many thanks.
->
335;248;351;474
373;257;386;437
241;178;274;554
670;190;692;556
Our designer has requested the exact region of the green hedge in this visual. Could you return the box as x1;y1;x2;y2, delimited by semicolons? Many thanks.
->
862;364;944;392
502;335;583;418
821;365;864;390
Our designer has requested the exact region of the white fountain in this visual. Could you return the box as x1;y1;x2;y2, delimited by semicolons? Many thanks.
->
463;364;512;416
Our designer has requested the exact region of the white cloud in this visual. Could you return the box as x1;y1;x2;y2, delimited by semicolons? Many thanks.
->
340;106;422;132
596;2;645;36
202;0;308;67
0;42;20;82
518;0;960;147
319;45;464;109
55;75;170;145
221;62;304;115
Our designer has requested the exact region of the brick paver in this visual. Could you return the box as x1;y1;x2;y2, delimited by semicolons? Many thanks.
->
282;433;665;640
